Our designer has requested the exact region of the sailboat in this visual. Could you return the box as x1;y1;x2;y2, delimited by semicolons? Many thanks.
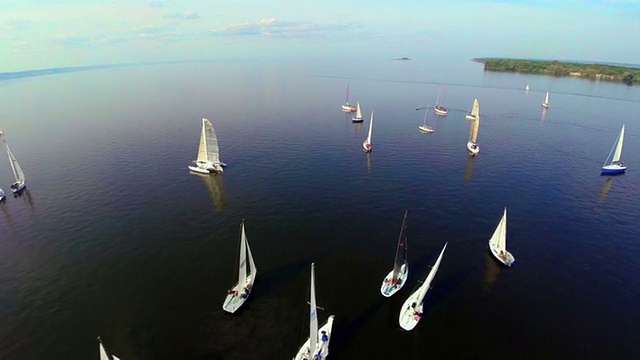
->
98;336;121;360
341;85;356;112
0;188;5;202
0;131;26;193
223;220;257;313
601;125;626;174
380;211;409;297
418;102;435;133
465;98;477;120
525;84;530;91
398;242;447;331
541;91;550;108
293;263;335;360
362;111;374;152
352;102;364;123
434;86;448;116
488;207;515;267
188;118;226;174
466;98;480;155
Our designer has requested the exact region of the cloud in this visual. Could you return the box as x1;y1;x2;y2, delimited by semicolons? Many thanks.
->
56;35;124;49
163;12;201;20
211;18;359;39
148;1;169;8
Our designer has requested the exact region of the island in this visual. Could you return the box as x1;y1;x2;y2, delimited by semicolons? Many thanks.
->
473;58;639;85
392;57;411;61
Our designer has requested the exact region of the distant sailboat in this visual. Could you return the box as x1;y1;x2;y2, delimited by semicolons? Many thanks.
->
488;207;515;267
352;102;364;123
362;111;374;152
98;336;121;360
601;125;626;174
223;220;257;313
341;85;356;112
0;131;26;193
380;211;409;297
434;86;448;116
525;84;530;91
466;98;480;155
293;263;335;360
188;118;226;174
418;102;435;133
0;188;5;202
398;242;447;331
541;91;550;108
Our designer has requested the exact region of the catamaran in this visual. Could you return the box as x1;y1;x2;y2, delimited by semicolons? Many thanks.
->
488;207;515;267
542;91;550;108
352;102;364;123
418;102;435;133
293;263;335;360
381;211;409;297
98;336;121;360
223;220;257;313
398;242;447;331
341;85;356;112
601;125;626;174
466;98;480;155
0;131;26;193
434;86;448;116
362;111;374;152
188;118;226;174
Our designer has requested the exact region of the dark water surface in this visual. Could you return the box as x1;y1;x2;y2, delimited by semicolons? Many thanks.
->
0;58;639;359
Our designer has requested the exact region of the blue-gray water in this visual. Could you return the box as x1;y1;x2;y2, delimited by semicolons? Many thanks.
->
0;57;639;359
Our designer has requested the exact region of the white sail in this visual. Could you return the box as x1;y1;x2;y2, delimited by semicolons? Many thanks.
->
354;102;363;121
366;111;373;144
417;242;447;302
99;342;110;360
489;208;508;252
195;120;208;163
202;118;221;165
222;221;256;313
309;263;318;356
469;99;480;143
545;91;549;104
381;211;409;297
612;125;625;163
238;223;247;285
6;143;24;184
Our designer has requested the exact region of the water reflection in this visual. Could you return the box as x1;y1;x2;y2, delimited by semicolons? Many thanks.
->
482;252;502;295
190;172;227;212
366;151;371;175
540;107;548;123
354;122;362;137
21;189;35;214
598;176;616;206
465;155;475;182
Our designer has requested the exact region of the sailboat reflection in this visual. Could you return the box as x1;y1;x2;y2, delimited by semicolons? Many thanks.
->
598;176;616;206
191;171;228;212
465;155;475;182
540;107;548;123
354;122;362;137
21;188;35;213
482;252;502;295
366;151;371;175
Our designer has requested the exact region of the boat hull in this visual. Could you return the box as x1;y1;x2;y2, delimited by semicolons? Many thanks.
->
10;182;26;194
467;141;479;155
418;125;434;133
362;141;372;152
465;114;476;121
380;264;408;297
352;118;363;123
434;106;448;116
342;105;356;112
222;276;255;313
542;103;550;108
489;242;514;267
399;290;425;331
293;315;335;360
188;163;223;174
601;164;626;174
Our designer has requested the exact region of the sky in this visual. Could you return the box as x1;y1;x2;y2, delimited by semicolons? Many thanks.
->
1;0;639;72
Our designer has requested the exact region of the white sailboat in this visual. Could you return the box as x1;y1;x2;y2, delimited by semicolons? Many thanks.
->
466;98;480;155
362;111;374;152
98;336;121;360
418;102;435;133
488;207;515;267
541;91;550;108
525;84;530;91
341;85;356;112
188;118;226;174
223;220;257;313
0;131;26;193
352;102;364;123
398;242;447;331
381;210;409;297
293;263;335;360
434;86;448;116
601;125;626;174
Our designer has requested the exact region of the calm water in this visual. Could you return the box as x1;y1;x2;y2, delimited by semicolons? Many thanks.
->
0;57;639;359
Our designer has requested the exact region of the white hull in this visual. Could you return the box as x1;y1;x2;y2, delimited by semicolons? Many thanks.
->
465;114;476;121
398;288;424;331
542;103;550;108
467;141;479;155
222;275;255;313
293;316;335;360
380;264;408;297
10;181;26;193
418;125;434;133
489;242;514;266
188;162;223;174
342;104;356;112
434;106;448;115
362;141;372;152
602;163;627;172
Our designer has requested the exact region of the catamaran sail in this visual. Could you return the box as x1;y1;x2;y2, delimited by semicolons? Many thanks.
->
601;125;626;174
381;211;409;297
362;111;374;152
188;118;225;174
294;263;335;360
0;131;26;193
488;208;514;266
467;98;480;155
223;221;257;313
398;242;447;331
